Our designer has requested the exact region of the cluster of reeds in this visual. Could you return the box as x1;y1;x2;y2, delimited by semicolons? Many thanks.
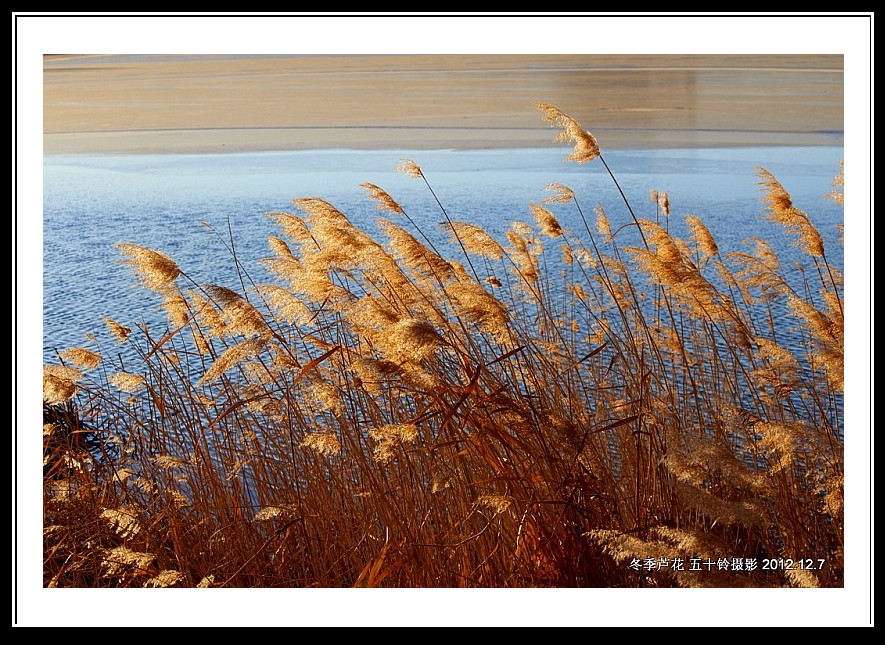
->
42;104;844;588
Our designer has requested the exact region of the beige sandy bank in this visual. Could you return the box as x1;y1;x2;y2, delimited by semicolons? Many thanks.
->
43;54;844;154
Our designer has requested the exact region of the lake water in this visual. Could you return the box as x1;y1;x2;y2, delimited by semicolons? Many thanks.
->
42;146;844;364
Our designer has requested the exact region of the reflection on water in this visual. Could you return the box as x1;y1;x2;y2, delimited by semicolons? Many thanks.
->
42;147;844;363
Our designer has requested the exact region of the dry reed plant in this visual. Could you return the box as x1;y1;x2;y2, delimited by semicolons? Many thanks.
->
42;104;843;589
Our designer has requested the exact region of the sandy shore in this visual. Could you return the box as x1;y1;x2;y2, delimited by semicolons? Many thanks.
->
43;54;844;154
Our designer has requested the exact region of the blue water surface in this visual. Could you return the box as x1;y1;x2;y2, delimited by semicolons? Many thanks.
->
42;146;845;363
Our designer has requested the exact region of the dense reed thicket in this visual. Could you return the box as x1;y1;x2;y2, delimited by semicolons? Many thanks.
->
42;104;844;588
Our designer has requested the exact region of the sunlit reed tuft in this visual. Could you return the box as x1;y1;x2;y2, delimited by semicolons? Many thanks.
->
43;365;82;405
108;371;146;393
396;158;424;178
58;347;102;371
115;243;182;293
102;316;132;343
361;182;405;215
537;103;600;164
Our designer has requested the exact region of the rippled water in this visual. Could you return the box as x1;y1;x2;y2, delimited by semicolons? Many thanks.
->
42;147;844;363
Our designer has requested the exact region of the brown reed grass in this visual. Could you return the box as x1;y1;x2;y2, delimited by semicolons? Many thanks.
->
42;104;843;590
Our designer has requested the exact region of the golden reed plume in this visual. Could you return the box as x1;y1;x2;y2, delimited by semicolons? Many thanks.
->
537;103;600;164
115;243;182;292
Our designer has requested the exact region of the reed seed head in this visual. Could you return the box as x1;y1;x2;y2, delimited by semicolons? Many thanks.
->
826;161;844;205
145;570;184;588
537;103;600;164
301;432;342;457
102;316;132;343
198;337;267;387
361;183;405;215
115;243;181;293
369;423;419;463
686;214;719;260
101;506;142;539
43;365;82;405
396;159;423;178
162;291;191;328
203;284;270;339
757;167;825;258
58;347;102;371
595;205;612;238
108;371;146;393
441;221;505;260
269;212;312;244
478;495;512;515
658;192;670;217
102;546;154;578
542;182;576;204
530;203;563;238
